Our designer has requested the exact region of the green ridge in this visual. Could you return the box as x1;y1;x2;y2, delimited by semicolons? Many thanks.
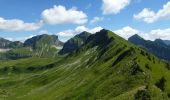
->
0;30;170;100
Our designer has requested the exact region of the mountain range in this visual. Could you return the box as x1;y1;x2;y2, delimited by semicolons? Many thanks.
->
0;38;23;49
0;29;170;99
0;34;63;60
1;32;170;62
163;40;170;46
128;34;170;61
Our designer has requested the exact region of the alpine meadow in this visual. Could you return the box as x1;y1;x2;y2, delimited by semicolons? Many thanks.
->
0;0;170;100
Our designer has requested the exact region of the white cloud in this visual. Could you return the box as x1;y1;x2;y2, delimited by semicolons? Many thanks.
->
57;30;75;37
57;26;103;42
90;17;104;24
0;17;42;32
134;1;170;23
114;26;170;40
88;26;103;33
58;26;103;37
102;0;131;15
114;26;139;39
149;28;170;40
42;5;88;25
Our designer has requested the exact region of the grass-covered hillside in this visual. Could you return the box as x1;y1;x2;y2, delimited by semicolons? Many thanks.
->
0;29;170;100
24;34;63;57
0;34;64;60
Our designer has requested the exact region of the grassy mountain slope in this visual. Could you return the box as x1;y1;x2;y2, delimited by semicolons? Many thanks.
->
24;34;63;57
0;34;63;60
0;30;170;100
24;34;63;49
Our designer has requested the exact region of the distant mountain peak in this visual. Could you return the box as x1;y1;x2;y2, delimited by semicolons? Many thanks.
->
163;40;170;45
130;34;143;40
154;38;163;42
75;31;91;38
129;34;170;61
81;31;88;33
24;34;63;50
0;38;12;48
128;34;145;46
99;28;108;32
21;34;64;57
59;31;91;54
154;39;167;46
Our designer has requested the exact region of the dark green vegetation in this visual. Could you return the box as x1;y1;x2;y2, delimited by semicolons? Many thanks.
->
0;30;170;100
129;34;170;61
59;31;91;54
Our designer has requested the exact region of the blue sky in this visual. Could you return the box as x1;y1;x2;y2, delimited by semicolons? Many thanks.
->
0;0;170;42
